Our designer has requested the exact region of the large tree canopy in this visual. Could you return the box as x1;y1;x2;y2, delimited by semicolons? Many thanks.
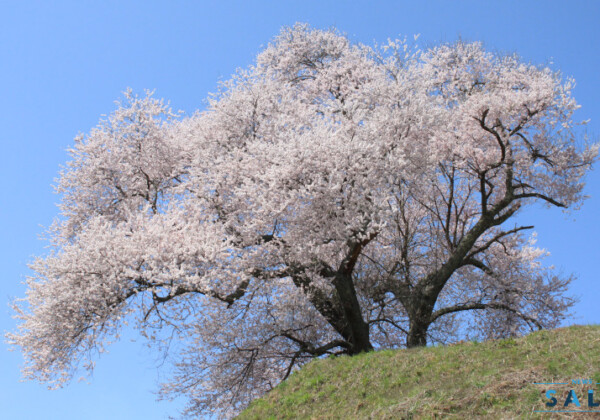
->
9;25;597;417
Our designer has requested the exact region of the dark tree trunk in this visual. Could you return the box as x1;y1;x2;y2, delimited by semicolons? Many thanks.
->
406;318;430;348
347;320;373;354
335;271;374;354
406;295;435;348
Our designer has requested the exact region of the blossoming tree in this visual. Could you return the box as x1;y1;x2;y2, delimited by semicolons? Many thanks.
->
9;25;597;416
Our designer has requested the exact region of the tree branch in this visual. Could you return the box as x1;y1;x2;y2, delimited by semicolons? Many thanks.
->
430;301;543;329
466;225;534;260
514;192;566;208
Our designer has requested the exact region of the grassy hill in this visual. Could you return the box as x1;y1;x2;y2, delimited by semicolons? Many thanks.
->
239;325;600;419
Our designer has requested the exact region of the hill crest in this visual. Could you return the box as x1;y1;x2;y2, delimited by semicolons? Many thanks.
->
239;325;600;419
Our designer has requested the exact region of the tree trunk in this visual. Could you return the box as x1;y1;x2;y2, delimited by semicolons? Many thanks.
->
406;318;430;348
334;271;374;355
347;320;373;354
406;298;434;348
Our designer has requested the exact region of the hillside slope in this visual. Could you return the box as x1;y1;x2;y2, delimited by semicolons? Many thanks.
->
239;325;600;419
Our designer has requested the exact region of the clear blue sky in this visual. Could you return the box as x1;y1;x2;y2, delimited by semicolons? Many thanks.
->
1;1;599;418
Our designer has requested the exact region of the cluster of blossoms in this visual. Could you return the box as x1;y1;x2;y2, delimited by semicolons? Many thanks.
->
9;24;597;417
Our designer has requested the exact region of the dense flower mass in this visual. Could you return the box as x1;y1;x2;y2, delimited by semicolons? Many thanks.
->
9;24;597;417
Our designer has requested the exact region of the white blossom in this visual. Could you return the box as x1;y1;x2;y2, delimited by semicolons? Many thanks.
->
8;24;596;418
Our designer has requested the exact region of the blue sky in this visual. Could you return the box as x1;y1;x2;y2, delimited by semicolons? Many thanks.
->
1;1;599;418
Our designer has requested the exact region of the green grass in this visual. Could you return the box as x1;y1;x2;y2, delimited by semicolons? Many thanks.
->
239;325;600;419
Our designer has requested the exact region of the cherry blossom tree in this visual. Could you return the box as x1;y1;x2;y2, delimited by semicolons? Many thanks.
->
9;24;597;417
